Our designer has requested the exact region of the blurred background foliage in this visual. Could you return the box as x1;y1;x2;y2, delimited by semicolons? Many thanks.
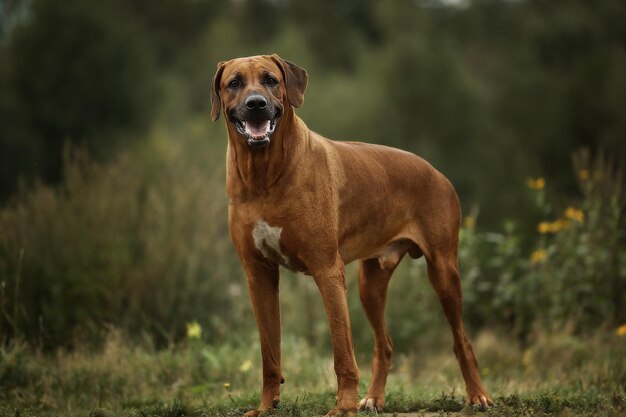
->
0;0;625;352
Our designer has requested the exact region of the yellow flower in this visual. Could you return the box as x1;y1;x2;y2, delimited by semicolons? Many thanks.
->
537;222;551;234
186;321;202;340
526;177;545;190
538;219;570;234
481;367;490;376
463;216;476;229
530;249;547;264
223;382;231;390
554;219;570;231
616;324;626;337
564;207;584;223
239;359;253;372
578;169;589;180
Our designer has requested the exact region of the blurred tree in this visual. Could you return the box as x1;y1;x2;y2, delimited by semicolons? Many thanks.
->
506;0;626;191
286;0;380;71
127;0;221;65
425;0;626;227
231;0;283;47
0;0;159;198
0;0;29;36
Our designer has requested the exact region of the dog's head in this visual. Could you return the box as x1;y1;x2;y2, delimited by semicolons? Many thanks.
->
211;54;308;149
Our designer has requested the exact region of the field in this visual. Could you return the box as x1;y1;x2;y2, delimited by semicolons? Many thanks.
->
1;326;625;417
1;2;626;416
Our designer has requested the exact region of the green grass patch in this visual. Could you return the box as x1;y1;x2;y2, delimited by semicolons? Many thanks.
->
0;329;624;416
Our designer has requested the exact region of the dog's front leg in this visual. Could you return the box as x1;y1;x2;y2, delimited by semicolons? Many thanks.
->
313;259;359;417
243;261;282;417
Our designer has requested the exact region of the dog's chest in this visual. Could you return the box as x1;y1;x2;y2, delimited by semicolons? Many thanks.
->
251;218;303;272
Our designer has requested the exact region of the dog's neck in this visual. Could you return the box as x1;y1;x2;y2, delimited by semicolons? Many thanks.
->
226;107;308;200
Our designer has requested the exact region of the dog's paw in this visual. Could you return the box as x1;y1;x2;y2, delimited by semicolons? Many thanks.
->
467;392;494;408
358;396;384;412
245;399;280;416
244;408;273;417
323;406;357;417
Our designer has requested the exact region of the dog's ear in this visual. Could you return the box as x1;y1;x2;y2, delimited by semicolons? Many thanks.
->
270;54;308;108
211;61;226;121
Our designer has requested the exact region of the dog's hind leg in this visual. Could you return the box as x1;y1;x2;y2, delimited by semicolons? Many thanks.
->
357;256;402;412
425;251;493;407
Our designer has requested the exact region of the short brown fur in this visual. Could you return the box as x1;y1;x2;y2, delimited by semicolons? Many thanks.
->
211;54;493;416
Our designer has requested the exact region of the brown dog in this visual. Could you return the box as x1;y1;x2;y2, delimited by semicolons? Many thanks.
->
211;54;493;416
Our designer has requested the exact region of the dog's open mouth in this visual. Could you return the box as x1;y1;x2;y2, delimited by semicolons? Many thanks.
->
234;118;278;149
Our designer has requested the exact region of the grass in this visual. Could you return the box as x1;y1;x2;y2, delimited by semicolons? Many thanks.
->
0;328;625;417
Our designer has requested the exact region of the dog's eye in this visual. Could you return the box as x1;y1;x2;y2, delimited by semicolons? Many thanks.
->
228;79;241;88
266;77;278;87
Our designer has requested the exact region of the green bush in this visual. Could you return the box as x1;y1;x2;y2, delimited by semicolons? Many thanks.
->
0;120;243;348
459;150;626;340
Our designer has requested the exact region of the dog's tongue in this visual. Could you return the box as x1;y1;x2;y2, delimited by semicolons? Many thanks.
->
244;120;270;138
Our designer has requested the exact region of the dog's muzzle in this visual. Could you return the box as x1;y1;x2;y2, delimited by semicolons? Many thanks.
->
231;94;281;149
235;118;277;149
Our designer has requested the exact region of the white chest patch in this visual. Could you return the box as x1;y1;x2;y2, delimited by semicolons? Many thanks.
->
252;219;291;267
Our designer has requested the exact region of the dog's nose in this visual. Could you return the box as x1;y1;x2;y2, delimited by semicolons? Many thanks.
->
246;95;267;110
